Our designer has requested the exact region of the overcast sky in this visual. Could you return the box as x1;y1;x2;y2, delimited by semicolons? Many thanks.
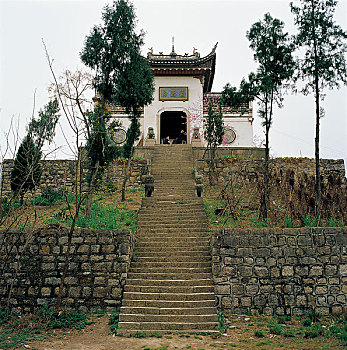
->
0;0;346;166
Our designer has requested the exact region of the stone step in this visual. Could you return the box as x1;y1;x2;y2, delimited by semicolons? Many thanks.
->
126;278;213;287
135;234;209;241
137;226;207;231
134;254;210;261
119;145;218;334
123;291;215;301
120;306;217;315
131;261;211;269
122;299;216;308
134;252;209;259
137;218;207;224
137;226;206;231
137;234;210;245
141;199;203;205
127;272;212;280
129;267;212;274
119;314;218;323
134;243;209;250
124;285;214;293
135;247;210;254
139;210;204;216
117;321;219;331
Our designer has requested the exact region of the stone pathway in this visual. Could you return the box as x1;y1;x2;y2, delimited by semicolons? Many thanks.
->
118;144;219;334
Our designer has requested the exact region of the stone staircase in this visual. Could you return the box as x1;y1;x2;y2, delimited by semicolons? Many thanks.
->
118;145;219;334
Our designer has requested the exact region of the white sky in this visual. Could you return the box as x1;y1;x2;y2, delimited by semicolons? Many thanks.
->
0;0;346;166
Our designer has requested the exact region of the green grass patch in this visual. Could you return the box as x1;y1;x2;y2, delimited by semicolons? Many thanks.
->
108;308;120;335
0;306;90;350
54;201;137;232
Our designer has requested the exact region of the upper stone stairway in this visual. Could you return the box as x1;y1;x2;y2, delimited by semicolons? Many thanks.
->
118;145;219;334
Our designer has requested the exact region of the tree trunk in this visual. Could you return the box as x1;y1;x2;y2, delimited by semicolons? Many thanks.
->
55;208;80;311
314;74;321;219
86;161;100;219
121;157;131;202
263;125;270;221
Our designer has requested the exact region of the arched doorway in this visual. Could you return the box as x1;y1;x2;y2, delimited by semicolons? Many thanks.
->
160;111;187;143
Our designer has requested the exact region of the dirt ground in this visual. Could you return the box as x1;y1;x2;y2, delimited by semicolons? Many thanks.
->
28;314;345;350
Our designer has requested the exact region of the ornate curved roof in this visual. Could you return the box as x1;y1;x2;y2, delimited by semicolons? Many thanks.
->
147;43;218;93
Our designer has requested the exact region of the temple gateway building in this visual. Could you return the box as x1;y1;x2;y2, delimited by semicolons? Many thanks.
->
109;42;254;147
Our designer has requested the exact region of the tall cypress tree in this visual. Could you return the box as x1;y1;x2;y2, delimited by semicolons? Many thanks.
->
81;0;153;205
11;134;42;205
290;0;347;217
10;99;59;205
222;13;295;220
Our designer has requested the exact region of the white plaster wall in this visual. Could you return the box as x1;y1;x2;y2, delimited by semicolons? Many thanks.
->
143;76;203;144
109;114;144;146
222;118;253;147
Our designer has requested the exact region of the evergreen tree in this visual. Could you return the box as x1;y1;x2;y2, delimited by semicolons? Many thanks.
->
10;100;60;205
222;13;295;220
11;134;42;205
28;99;60;150
81;0;154;204
204;102;224;185
290;0;347;217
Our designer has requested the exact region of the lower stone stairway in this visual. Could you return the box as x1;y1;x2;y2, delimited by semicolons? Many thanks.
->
118;145;219;334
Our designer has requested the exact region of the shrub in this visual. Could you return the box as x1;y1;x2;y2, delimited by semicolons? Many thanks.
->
304;323;324;338
0;197;10;218
302;318;312;327
303;215;318;227
133;331;147;338
283;328;295;337
284;216;292;228
34;187;65;206
268;321;283;335
254;330;264;337
0;309;8;326
39;305;89;330
277;315;291;324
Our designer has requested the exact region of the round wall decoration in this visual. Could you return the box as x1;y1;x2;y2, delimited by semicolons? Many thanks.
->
223;127;237;144
112;128;127;144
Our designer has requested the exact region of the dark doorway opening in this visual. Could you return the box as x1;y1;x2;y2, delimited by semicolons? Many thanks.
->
160;111;187;143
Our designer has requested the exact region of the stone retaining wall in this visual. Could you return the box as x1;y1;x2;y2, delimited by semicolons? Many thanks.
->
196;158;346;183
0;158;148;198
211;227;347;316
0;224;134;313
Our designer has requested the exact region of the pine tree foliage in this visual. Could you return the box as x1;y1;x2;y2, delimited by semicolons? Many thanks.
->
81;0;154;204
290;0;347;216
10;100;60;204
10;135;42;204
85;106;120;186
28;99;60;150
222;13;295;220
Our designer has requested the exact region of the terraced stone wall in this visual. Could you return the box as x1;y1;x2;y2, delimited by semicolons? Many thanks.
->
211;227;347;316
196;158;346;183
0;225;134;313
0;158;148;198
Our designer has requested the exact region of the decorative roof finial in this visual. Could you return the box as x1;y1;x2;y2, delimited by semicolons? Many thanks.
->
171;36;176;55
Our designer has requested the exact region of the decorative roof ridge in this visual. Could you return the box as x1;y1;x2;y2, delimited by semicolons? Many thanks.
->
147;42;218;64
